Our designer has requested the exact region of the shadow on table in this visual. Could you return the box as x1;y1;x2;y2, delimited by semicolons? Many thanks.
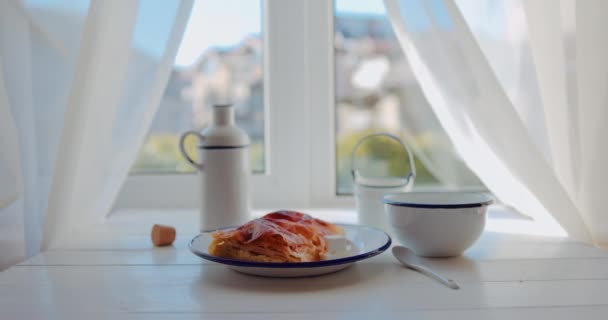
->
193;260;388;293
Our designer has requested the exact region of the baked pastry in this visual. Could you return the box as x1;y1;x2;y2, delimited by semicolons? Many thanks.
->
208;210;344;263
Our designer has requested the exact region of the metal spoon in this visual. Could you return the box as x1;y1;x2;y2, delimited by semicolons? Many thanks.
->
392;246;460;290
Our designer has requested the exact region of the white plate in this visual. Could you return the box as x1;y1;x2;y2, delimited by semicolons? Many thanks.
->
189;224;391;277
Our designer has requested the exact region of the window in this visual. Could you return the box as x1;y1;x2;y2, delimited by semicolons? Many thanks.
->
333;0;483;194
132;0;265;173
118;0;483;209
118;0;317;209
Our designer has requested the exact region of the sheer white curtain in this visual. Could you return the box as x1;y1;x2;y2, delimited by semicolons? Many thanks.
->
385;0;608;244
0;0;193;267
393;76;484;189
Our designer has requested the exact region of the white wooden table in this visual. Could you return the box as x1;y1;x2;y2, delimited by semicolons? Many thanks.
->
2;208;608;319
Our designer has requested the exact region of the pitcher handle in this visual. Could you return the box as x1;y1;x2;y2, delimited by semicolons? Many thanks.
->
350;132;416;185
179;131;205;171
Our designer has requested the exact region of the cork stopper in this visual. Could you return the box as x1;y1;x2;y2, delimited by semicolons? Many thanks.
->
151;224;176;246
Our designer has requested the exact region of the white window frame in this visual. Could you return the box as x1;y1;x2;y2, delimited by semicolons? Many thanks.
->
307;0;354;207
115;0;348;210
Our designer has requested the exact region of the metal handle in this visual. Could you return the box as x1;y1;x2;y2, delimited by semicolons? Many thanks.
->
350;132;416;184
410;264;460;290
179;130;205;171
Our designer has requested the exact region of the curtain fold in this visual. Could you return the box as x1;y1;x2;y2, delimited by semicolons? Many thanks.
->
396;92;483;189
385;0;608;244
0;0;193;266
0;63;22;209
41;0;140;249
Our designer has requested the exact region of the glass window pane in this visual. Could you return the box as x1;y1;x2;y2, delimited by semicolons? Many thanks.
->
132;0;264;173
334;0;483;194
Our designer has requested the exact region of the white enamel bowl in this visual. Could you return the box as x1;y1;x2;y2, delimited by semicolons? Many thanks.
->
189;224;391;277
384;192;493;257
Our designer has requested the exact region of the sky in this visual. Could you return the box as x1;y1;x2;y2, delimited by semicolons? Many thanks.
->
174;0;388;68
24;0;387;68
175;0;263;68
26;0;475;69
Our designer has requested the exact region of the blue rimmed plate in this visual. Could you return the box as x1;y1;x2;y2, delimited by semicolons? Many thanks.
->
189;224;391;277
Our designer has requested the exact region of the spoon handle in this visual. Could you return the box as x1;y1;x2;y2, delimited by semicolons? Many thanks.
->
409;264;460;290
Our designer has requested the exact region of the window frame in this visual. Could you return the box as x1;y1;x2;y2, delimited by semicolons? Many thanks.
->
117;0;477;210
307;0;354;207
116;0;347;210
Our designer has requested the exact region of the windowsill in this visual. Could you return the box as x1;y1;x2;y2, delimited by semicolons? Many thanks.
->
49;205;570;252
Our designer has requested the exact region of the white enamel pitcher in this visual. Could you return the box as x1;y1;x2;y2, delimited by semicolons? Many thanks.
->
352;133;416;231
179;104;251;232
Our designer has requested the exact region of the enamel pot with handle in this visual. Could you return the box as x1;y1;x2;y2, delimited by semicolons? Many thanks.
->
179;104;251;231
351;133;416;231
